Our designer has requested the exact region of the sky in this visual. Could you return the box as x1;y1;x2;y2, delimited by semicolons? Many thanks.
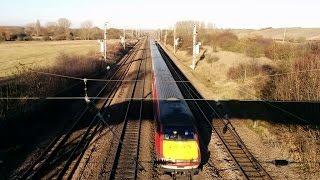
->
0;0;319;29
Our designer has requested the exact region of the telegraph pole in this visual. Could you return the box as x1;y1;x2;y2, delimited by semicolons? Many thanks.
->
190;24;197;70
282;28;287;43
104;22;108;61
164;29;168;45
123;28;126;50
173;25;176;54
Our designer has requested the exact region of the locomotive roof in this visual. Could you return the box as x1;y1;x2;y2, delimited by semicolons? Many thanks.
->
150;39;195;126
150;40;184;100
158;99;194;126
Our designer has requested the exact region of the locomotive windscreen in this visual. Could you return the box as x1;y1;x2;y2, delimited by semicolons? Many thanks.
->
164;126;195;140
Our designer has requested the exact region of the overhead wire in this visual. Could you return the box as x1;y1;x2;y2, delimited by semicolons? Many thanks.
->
1;50;318;127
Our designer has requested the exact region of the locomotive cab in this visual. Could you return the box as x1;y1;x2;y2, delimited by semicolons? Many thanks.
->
161;125;200;170
155;111;201;171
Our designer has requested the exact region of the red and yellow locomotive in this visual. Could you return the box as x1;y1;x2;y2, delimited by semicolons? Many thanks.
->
150;40;201;173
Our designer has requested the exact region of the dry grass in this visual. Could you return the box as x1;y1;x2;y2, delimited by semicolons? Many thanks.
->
263;52;320;101
0;52;105;120
247;120;320;177
0;40;132;121
164;43;275;100
0;40;119;77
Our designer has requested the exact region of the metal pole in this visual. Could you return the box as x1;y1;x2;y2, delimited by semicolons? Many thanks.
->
104;22;108;61
191;24;197;70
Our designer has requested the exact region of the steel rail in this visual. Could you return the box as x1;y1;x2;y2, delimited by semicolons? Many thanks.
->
56;40;144;180
108;39;147;180
18;40;142;180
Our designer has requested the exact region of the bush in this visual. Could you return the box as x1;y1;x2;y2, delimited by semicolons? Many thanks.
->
227;62;268;80
264;42;297;61
245;42;263;58
23;35;33;41
206;54;219;63
42;35;51;41
308;42;320;54
53;34;67;40
216;31;243;52
296;36;306;43
0;33;5;41
274;54;320;101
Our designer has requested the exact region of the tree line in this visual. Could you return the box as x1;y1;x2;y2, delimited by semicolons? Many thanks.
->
0;18;123;41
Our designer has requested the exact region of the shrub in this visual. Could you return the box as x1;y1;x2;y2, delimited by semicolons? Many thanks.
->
227;63;262;80
245;42;263;58
296;36;306;43
205;54;219;64
53;34;67;40
0;33;5;41
264;42;297;61
259;51;320;101
42;35;51;41
216;31;243;52
308;42;320;54
23;35;33;41
227;62;270;80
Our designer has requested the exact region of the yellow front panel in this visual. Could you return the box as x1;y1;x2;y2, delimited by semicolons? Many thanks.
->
163;140;198;161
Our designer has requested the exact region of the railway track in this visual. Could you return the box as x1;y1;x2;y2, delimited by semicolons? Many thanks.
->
17;39;144;180
157;43;272;180
106;39;148;180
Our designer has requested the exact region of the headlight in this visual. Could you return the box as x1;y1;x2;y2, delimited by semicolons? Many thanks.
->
191;159;198;162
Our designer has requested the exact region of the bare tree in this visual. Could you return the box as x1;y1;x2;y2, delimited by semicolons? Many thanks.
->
57;18;71;31
56;18;72;40
25;23;36;35
207;22;214;29
35;19;41;36
80;20;93;40
45;22;57;36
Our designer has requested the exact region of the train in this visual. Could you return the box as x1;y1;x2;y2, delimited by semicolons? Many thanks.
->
150;39;201;173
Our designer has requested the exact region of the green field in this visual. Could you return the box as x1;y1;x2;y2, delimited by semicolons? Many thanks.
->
0;40;101;77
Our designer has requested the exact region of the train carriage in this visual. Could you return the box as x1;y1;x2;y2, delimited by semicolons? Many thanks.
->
150;39;201;172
